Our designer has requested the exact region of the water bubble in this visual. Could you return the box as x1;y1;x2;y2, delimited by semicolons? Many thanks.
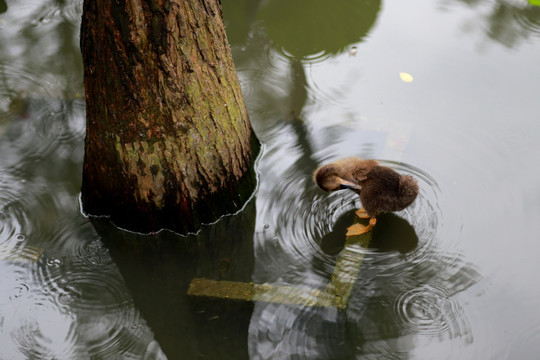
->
77;239;112;267
46;257;62;268
9;283;29;301
58;290;77;305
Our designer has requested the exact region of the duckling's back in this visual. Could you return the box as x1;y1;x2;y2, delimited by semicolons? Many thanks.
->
397;174;419;209
360;166;418;215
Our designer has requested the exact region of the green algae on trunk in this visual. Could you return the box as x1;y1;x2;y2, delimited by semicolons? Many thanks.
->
80;0;259;234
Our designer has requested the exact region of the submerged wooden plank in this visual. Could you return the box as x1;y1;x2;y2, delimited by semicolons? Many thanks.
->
325;230;372;309
188;221;373;310
188;278;338;307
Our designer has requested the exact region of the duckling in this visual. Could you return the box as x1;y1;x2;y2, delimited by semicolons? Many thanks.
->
313;157;419;236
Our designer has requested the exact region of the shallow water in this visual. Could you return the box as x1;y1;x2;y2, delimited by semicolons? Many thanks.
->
1;0;540;359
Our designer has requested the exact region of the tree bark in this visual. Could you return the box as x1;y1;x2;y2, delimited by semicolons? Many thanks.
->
80;0;259;234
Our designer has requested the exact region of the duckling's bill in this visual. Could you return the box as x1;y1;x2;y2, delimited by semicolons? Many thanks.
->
339;180;361;190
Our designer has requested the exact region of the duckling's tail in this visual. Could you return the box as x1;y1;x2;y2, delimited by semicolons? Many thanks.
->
398;175;419;209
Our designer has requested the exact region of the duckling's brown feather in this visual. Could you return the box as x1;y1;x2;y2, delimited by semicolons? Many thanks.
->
314;158;419;216
398;175;419;209
339;158;379;182
313;158;379;192
313;164;339;192
359;166;400;216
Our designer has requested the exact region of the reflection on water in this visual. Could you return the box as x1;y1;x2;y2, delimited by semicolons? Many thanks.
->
92;203;257;359
251;150;480;358
445;0;540;47
257;0;381;62
320;211;419;255
1;0;540;358
0;97;161;358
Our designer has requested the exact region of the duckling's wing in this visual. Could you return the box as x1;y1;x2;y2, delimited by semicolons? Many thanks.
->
350;169;368;182
350;163;378;182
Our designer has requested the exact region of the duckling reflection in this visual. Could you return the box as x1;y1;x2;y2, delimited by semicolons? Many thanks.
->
319;212;418;255
314;158;419;236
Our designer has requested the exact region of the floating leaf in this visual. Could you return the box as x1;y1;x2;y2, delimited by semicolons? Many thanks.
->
400;72;414;83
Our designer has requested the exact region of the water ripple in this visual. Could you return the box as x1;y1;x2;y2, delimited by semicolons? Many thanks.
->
0;249;155;359
249;302;347;359
0;210;25;251
0;174;31;256
255;159;443;286
0;64;61;102
75;237;114;268
9;302;78;360
513;5;540;37
36;255;130;312
11;0;82;28
235;30;292;110
370;161;447;274
508;323;540;358
29;251;154;358
392;284;463;337
256;171;346;285
0;264;30;306
255;156;481;356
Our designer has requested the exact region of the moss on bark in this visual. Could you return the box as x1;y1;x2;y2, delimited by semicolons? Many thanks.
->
80;0;259;234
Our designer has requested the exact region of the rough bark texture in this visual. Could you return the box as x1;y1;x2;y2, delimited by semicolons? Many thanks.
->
80;0;259;234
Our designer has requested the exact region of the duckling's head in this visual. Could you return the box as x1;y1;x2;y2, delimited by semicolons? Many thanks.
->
313;164;361;192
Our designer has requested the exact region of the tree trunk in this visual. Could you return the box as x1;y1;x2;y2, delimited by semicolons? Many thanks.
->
80;0;259;234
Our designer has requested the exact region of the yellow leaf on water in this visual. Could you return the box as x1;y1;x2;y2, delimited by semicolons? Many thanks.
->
399;72;414;83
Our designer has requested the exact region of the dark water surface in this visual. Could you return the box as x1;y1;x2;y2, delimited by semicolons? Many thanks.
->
1;0;540;359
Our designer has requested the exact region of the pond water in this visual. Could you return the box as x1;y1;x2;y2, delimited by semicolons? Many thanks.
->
1;0;540;359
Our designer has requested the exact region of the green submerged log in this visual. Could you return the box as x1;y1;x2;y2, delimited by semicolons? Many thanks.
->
188;226;372;311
